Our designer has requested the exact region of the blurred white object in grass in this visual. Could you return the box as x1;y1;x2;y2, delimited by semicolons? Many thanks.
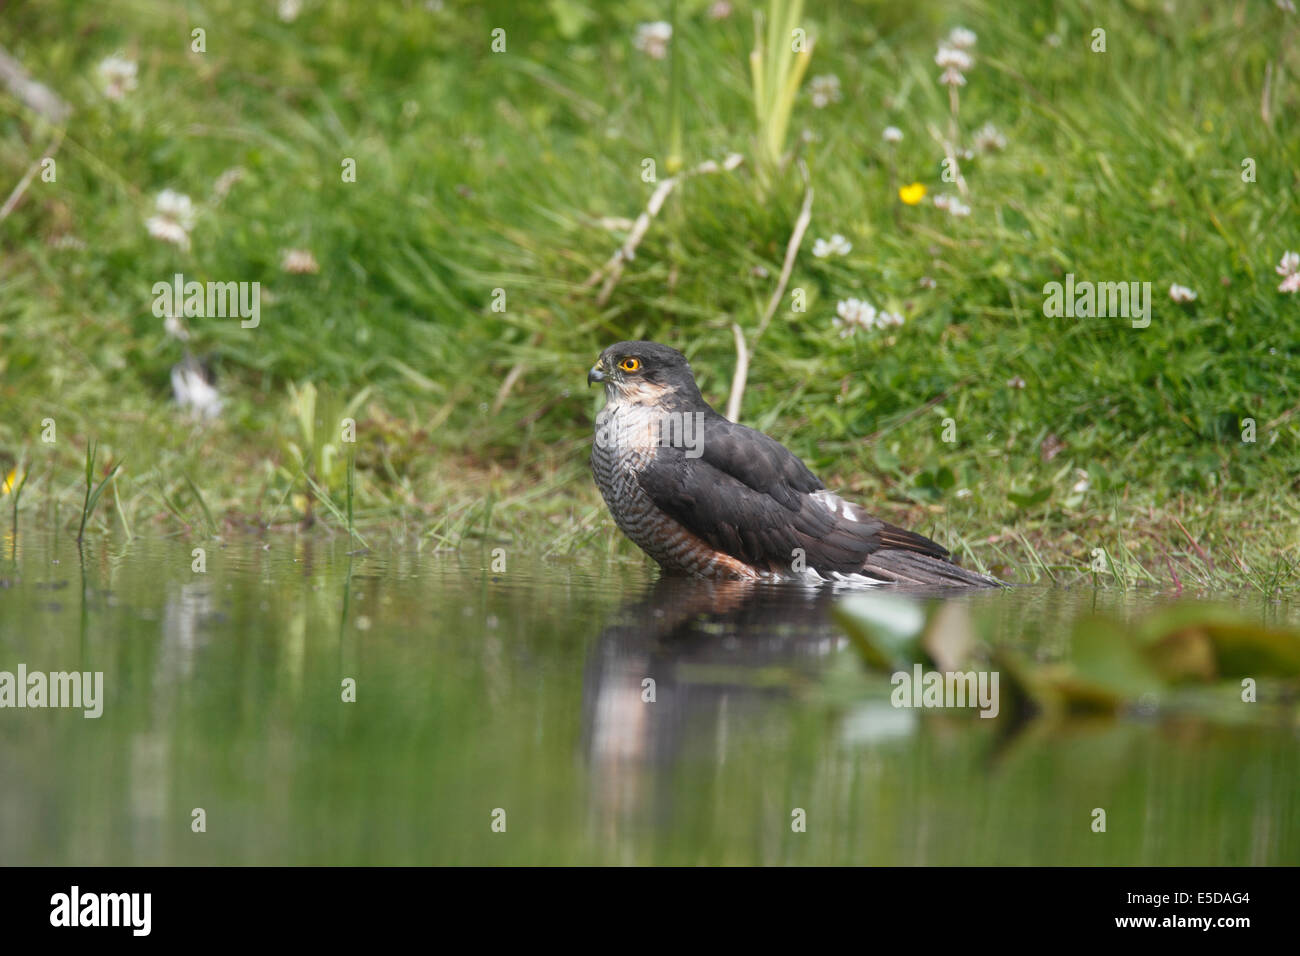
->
281;248;320;274
1277;251;1300;293
973;123;1007;152
812;234;851;258
146;189;196;249
634;22;672;59
947;27;977;49
883;126;903;143
171;356;222;420
809;74;842;108
1169;283;1198;303
97;54;137;101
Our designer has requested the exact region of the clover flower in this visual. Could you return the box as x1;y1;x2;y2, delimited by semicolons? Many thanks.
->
146;189;197;249
883;126;903;144
1277;251;1300;293
809;74;842;108
97;54;138;101
813;234;852;258
973;123;1007;152
634;22;672;59
947;27;977;49
281;248;320;274
1168;283;1198;303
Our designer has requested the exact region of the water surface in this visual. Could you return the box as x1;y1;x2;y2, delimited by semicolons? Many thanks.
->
0;533;1295;865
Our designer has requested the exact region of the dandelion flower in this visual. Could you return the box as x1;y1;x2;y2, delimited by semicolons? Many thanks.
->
812;234;852;258
634;22;672;59
1168;283;1197;303
882;126;903;144
97;54;138;101
146;189;196;249
899;182;927;205
809;74;842;109
281;248;320;274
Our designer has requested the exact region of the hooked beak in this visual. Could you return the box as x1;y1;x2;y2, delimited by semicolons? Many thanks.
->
587;364;606;387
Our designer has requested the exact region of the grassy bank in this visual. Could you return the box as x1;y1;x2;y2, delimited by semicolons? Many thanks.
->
1;0;1297;590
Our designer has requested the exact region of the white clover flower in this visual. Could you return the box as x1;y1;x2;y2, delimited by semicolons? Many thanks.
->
708;0;733;19
935;46;974;72
812;234;852;258
278;0;302;22
833;298;877;337
1168;283;1197;303
939;67;967;87
1277;252;1300;293
146;189;196;249
97;54;138;101
918;276;937;289
947;198;971;217
877;310;905;328
973;123;1007;152
882;126;903;144
933;194;952;211
634;22;673;59
948;27;977;49
281;248;320;274
809;74;843;109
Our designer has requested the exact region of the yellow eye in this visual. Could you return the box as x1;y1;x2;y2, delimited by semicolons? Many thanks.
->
619;357;641;372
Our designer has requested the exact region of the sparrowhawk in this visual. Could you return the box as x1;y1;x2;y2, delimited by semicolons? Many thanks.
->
588;341;1000;587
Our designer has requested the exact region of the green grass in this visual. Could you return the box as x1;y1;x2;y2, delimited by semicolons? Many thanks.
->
1;0;1297;591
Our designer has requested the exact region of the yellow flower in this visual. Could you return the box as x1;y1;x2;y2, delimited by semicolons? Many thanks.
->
899;182;927;205
1;468;20;495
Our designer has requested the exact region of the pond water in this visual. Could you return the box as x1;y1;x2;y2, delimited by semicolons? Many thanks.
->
0;532;1296;865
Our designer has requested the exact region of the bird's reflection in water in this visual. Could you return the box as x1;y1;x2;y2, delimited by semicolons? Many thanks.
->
581;577;852;833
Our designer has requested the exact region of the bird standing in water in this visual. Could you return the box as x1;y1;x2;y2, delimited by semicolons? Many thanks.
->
588;341;1000;587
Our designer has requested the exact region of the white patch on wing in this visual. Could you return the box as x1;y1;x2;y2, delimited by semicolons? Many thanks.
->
810;489;870;524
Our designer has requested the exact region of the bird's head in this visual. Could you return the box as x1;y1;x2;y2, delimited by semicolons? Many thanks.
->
587;341;701;408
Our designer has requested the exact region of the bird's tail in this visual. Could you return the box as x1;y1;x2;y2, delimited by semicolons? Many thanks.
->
861;549;1004;588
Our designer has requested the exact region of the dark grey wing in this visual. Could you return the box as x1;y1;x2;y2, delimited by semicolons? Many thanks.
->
636;416;953;576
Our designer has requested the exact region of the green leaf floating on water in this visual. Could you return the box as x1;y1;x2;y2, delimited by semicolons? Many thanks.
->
1134;603;1300;679
837;596;1300;720
833;594;927;671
